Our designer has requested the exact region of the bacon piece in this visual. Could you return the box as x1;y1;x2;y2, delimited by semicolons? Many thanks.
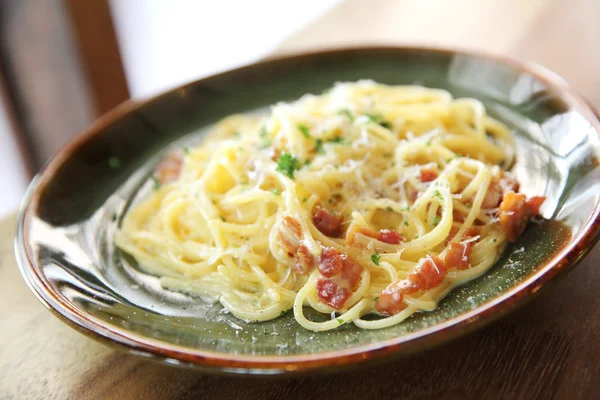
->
498;191;545;241
378;229;403;245
295;244;314;275
481;173;520;209
346;225;377;246
279;215;302;256
316;247;363;309
375;255;447;315
419;166;438;182
312;209;342;237
278;216;315;275
155;152;183;184
346;225;403;247
340;255;363;288
318;247;344;277
375;280;419;316
445;242;472;270
408;255;447;290
316;279;351;310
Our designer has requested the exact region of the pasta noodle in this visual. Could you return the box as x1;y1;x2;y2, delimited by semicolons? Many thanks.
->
115;81;544;331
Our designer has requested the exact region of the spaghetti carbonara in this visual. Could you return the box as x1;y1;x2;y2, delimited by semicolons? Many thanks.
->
115;81;544;331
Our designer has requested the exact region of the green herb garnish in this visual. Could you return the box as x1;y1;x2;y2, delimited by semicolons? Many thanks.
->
298;123;311;139
108;157;121;169
272;189;280;196
466;202;472;209
280;310;287;317
386;206;393;212
404;221;409;227
302;197;308;203
336;318;344;324
328;136;345;144
373;296;379;302
259;126;271;149
366;113;392;129
433;215;440;226
315;139;325;154
276;152;302;179
433;190;443;201
150;176;161;190
337;109;355;122
383;153;393;158
371;252;381;266
183;147;190;154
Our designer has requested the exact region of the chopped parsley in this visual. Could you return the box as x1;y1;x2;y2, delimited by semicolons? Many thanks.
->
150;176;161;190
433;190;443;201
404;221;409;227
276;152;302;179
298;123;311;139
280;310;287;317
328;136;345;144
383;153;393;158
373;296;379;302
304;159;312;166
371;252;381;266
337;109;355;122
111;213;117;222
183;147;190;154
336;318;344;324
302;197;308;203
259;126;271;149
433;215;440;226
386;206;393;212
108;157;121;169
315;139;325;154
366;113;392;129
272;189;280;196
493;238;497;243
466;202;472;209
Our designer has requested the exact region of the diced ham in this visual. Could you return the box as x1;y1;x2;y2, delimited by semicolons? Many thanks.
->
316;279;351;310
444;242;472;270
340;255;363;288
407;255;447;290
316;247;363;309
378;229;403;245
279;215;302;256
346;225;402;247
375;255;446;316
155;152;183;184
498;191;545;241
481;173;520;209
375;280;419;316
419;166;438;182
278;215;315;275
318;247;344;277
295;244;314;275
312;209;342;237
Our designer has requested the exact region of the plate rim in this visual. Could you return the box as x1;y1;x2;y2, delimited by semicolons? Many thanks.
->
15;45;600;375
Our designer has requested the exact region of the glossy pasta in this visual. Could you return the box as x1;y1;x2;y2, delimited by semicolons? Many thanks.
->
115;81;544;331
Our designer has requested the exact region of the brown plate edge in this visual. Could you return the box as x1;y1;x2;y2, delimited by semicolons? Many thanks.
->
14;46;600;375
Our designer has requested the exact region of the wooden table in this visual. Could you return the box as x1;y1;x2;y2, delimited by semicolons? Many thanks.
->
1;0;599;398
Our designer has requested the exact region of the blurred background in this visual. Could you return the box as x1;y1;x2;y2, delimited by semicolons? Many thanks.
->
0;0;598;218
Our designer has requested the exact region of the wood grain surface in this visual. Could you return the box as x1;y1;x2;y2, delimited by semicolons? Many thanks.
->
2;0;600;398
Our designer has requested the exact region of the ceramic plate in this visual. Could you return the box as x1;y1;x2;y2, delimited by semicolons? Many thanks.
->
15;47;600;375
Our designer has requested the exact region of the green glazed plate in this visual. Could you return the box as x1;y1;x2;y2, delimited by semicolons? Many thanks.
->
15;47;600;375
